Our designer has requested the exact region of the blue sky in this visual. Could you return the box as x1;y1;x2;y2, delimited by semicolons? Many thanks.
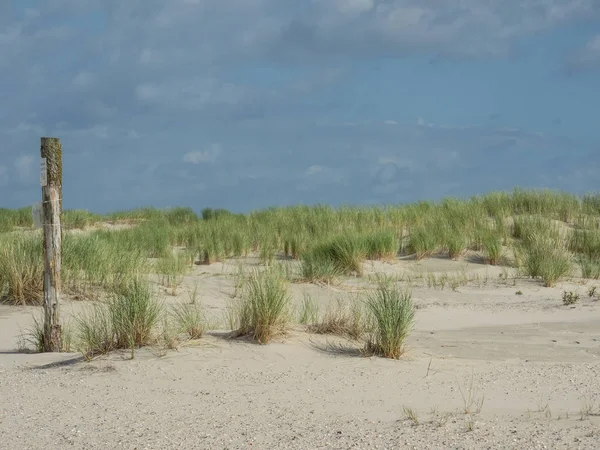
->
1;0;599;213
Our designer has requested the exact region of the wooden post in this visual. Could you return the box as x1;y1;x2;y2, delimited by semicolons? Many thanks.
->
40;137;63;352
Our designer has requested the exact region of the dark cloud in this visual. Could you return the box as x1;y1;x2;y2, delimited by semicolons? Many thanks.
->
1;0;598;212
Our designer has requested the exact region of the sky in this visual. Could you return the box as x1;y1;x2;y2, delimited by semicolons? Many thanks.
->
1;0;599;214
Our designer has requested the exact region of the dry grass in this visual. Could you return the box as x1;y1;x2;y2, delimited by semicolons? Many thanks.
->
310;297;366;341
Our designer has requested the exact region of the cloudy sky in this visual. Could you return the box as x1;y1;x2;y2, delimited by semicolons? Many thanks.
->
1;1;599;213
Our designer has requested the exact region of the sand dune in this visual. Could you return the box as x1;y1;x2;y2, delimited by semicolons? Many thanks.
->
1;257;599;449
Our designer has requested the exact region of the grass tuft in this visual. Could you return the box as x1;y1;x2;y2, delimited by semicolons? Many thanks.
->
363;277;415;359
517;231;572;287
481;232;503;265
0;234;44;305
310;297;365;340
109;279;163;355
297;293;320;326
18;312;72;353
229;268;291;344
171;301;206;340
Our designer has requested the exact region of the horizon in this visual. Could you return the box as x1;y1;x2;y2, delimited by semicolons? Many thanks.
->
3;187;599;218
2;1;599;214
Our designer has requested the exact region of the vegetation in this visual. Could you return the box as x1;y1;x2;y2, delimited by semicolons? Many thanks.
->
4;188;600;356
228;268;292;344
363;277;415;359
310;297;366;340
74;278;163;360
562;290;579;306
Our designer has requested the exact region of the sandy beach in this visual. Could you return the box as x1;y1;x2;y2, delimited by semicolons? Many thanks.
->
1;256;599;450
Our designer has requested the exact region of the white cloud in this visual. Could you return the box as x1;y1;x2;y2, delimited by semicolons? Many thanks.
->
5;122;44;135
135;83;161;101
73;71;94;88
277;0;597;58
183;144;221;164
305;165;324;176
15;155;34;183
24;8;41;19
569;34;600;70
134;78;254;110
139;48;163;65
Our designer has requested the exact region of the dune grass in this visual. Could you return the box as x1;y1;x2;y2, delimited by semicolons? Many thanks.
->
0;233;45;305
297;293;320;326
0;207;33;233
517;231;573;287
3;188;600;312
75;278;163;360
170;301;206;340
481;231;504;266
310;297;366;340
156;252;189;295
228;268;292;344
363;277;415;359
18;312;73;353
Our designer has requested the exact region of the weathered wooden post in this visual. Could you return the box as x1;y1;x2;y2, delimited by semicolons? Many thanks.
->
40;137;63;352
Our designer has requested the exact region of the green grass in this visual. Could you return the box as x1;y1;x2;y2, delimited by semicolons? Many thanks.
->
481;232;503;265
3;189;600;311
300;250;343;284
517;232;572;287
363;231;398;260
569;229;600;260
444;228;467;260
170;301;206;340
156;252;189;295
18;311;72;353
63;209;102;230
228;268;292;344
73;303;115;360
407;226;440;260
363;277;415;359
0;233;44;305
0;206;33;233
301;234;367;282
578;256;600;279
297;293;320;326
72;278;163;360
109;279;163;355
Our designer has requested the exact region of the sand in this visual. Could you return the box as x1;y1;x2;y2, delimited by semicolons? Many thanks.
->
1;256;600;449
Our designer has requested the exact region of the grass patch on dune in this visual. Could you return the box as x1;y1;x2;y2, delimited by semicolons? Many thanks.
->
297;293;320;326
444;228;467;260
301;235;367;282
481;231;504;265
578;256;600;279
0;233;44;305
74;278;163;360
363;277;415;359
310;297;366;340
407;226;440;260
170;301;206;340
363;231;398;260
228;268;291;344
18;312;73;353
517;231;572;287
0;206;32;233
156;252;189;295
4;188;600;313
63;209;102;230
